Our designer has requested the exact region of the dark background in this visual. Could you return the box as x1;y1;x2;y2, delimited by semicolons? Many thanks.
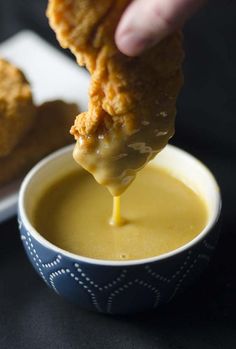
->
0;1;236;348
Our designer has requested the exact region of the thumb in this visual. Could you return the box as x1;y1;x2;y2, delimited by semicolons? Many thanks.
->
116;0;204;56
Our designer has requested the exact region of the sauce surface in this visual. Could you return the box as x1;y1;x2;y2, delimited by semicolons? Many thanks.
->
33;167;208;261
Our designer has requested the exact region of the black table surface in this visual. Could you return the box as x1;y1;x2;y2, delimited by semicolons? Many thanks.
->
0;1;236;348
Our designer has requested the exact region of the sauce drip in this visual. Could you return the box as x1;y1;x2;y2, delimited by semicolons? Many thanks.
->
110;196;124;226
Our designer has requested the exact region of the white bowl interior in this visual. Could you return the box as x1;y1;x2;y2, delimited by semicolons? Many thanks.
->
19;144;221;265
151;146;220;224
23;147;80;219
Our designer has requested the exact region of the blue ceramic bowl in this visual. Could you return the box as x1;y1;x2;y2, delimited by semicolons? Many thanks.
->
18;145;221;314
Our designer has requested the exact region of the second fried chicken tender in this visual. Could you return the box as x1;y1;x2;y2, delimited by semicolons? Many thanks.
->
47;0;184;196
0;59;35;157
0;101;78;187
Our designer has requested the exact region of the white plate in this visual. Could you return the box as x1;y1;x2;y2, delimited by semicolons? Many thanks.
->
0;30;90;223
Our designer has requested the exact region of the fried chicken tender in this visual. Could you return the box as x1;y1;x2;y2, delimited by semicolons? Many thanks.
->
0;59;36;157
0;101;78;187
47;0;184;196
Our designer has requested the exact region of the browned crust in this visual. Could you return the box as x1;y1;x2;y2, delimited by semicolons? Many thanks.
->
47;0;183;140
0;101;79;187
47;0;184;195
0;59;36;157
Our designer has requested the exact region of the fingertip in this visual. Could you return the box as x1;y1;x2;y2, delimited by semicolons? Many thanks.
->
115;0;167;56
115;28;158;57
115;31;139;57
115;3;148;56
115;21;134;56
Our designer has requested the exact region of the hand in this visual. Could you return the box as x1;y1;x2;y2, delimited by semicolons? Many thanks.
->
116;0;205;56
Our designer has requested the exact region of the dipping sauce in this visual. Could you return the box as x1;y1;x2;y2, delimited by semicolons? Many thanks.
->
33;166;208;261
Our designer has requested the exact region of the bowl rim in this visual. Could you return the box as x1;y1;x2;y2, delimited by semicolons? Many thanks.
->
18;144;222;267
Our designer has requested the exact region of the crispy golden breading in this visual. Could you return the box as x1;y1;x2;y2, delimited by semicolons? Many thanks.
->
0;101;78;187
0;59;36;157
48;0;184;195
